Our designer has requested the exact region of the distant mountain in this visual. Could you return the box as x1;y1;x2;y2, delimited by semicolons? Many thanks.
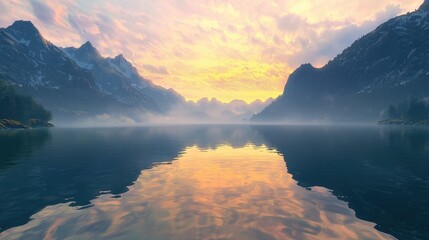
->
152;97;274;123
189;98;274;122
0;20;183;121
254;0;429;122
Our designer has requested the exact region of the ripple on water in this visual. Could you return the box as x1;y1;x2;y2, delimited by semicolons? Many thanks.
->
0;145;394;240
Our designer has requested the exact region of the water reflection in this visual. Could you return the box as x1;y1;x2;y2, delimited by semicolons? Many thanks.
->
0;126;259;232
256;125;429;240
0;125;428;239
0;145;392;240
0;129;51;170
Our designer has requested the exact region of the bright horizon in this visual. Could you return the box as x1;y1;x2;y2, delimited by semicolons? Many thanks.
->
0;0;423;102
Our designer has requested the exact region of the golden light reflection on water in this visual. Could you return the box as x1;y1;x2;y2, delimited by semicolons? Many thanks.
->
1;145;393;240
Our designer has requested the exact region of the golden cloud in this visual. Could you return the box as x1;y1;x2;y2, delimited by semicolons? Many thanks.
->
0;0;423;102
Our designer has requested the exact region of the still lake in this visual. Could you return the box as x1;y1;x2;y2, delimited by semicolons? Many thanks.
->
0;125;429;240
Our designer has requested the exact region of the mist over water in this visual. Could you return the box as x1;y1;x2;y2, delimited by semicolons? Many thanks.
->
51;97;275;127
1;125;429;239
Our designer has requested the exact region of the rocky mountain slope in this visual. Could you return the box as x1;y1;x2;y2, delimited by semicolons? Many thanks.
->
0;20;183;121
62;42;182;112
254;0;429;122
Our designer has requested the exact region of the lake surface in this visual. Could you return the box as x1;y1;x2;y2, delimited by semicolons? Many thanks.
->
0;125;429;239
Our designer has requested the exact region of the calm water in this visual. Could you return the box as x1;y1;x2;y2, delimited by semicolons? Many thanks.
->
0;125;429;240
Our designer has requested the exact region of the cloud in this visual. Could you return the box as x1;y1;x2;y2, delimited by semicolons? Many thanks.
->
288;3;403;67
375;4;402;21
277;14;308;32
0;1;9;15
0;0;423;102
67;13;99;41
143;64;169;75
29;0;56;25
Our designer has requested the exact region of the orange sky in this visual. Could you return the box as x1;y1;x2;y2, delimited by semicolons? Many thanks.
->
0;0;423;102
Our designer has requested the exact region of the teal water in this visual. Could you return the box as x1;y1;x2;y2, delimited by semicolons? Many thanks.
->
0;125;428;239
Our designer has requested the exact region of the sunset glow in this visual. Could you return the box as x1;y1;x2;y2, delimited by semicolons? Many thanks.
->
0;0;422;102
0;144;394;239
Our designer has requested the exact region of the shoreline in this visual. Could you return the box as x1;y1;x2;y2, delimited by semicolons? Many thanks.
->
378;119;429;126
0;119;54;129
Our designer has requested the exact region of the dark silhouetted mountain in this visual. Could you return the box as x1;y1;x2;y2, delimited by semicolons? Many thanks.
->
254;1;429;122
0;20;183;121
0;21;107;119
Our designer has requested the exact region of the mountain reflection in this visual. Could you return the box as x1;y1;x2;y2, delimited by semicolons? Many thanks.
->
1;144;392;240
0;125;428;239
255;125;429;240
0;129;51;170
0;126;260;232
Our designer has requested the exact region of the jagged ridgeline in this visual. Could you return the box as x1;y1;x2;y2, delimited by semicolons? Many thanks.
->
253;0;429;122
0;21;184;121
0;78;52;128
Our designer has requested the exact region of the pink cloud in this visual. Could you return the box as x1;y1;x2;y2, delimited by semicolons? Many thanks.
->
0;0;424;102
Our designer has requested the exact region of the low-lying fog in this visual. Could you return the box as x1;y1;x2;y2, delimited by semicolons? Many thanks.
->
54;98;275;127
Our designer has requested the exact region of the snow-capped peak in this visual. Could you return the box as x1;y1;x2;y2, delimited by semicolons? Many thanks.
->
109;54;139;79
75;41;103;63
5;20;48;47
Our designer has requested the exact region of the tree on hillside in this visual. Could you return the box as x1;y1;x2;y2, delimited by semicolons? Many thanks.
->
406;98;428;121
384;98;429;121
387;105;398;119
0;80;52;122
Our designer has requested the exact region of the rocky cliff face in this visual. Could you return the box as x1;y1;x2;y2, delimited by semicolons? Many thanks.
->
62;43;183;112
254;1;429;122
0;21;183;120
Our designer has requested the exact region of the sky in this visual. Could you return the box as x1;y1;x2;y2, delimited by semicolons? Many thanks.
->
0;0;423;102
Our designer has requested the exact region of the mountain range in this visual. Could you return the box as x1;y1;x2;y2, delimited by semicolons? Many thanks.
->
61;42;183;112
253;0;429;122
0;20;183;122
150;97;274;123
0;20;274;124
4;0;427;125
